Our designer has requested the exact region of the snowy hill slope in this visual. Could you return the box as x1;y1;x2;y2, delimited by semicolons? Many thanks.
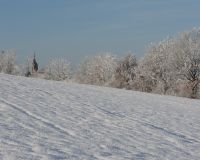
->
0;74;200;160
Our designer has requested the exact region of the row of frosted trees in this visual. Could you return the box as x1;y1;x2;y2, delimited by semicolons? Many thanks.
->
75;28;200;98
1;28;200;98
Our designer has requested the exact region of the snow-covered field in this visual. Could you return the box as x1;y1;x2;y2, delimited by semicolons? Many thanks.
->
0;74;200;160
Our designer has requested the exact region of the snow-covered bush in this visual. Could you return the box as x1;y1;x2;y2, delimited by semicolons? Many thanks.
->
111;54;137;89
0;50;17;74
75;53;117;85
134;38;175;93
44;58;71;81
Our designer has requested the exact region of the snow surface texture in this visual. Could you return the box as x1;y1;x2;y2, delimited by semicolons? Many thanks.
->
0;74;200;160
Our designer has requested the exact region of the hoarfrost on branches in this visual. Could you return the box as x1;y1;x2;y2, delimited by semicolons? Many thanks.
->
45;58;71;81
0;50;17;74
135;28;200;98
111;53;137;89
75;53;117;85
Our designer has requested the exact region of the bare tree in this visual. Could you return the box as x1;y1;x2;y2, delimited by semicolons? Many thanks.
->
0;50;16;74
45;58;71;81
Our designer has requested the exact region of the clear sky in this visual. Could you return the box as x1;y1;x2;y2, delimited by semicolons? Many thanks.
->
1;0;200;66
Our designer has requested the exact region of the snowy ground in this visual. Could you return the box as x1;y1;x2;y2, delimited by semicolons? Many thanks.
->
0;74;200;160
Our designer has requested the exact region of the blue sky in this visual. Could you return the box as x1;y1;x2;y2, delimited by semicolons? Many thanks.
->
0;0;200;66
